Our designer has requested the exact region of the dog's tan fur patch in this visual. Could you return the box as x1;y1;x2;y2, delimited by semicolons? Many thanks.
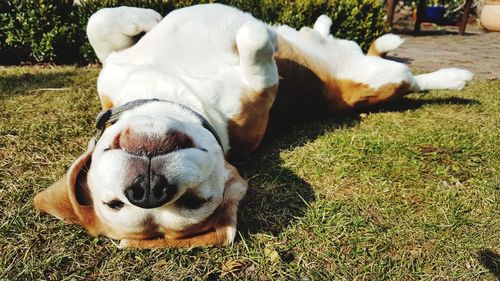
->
274;35;411;114
228;85;278;159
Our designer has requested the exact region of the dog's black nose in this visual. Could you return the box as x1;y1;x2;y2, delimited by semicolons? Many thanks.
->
125;174;176;209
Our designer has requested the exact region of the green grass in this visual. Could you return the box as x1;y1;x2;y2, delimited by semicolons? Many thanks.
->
0;66;499;280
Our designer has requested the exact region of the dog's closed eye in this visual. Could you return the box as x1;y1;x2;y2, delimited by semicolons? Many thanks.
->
175;191;211;209
104;199;125;210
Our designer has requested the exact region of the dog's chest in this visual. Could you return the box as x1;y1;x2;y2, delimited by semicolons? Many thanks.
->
96;5;281;157
96;7;256;119
98;63;240;110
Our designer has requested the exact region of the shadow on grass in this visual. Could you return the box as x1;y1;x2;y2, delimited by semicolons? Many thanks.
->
478;249;500;279
236;117;359;237
368;96;480;113
236;151;315;236
394;29;482;37
233;94;479;238
0;70;80;99
386;55;414;65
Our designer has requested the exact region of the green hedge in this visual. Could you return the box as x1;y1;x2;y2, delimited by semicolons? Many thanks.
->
0;0;389;65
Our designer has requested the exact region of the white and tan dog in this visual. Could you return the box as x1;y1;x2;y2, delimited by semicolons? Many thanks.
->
34;4;473;248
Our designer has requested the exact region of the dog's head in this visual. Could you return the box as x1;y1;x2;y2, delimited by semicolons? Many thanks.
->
34;102;247;248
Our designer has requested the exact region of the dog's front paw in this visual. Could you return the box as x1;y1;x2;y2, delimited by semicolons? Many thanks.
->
236;21;277;62
236;20;278;91
373;33;405;53
87;7;163;61
118;7;163;36
88;7;162;39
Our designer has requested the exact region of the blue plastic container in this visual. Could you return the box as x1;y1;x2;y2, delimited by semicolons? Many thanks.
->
423;6;445;22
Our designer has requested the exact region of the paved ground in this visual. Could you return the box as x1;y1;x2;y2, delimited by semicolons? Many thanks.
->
388;26;500;80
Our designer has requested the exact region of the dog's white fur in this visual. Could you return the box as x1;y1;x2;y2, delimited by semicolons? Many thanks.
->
373;33;405;54
35;4;473;248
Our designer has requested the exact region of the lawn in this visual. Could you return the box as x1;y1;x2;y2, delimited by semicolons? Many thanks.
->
0;66;498;280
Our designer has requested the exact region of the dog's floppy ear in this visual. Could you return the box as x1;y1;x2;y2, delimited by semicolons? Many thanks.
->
34;139;101;235
217;160;249;243
221;160;248;221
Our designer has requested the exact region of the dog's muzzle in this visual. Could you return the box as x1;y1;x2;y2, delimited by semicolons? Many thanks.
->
125;173;177;209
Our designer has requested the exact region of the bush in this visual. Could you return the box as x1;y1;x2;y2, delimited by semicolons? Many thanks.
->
0;0;389;64
0;0;173;64
0;0;81;64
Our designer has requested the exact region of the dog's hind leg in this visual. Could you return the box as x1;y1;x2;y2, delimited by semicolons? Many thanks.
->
334;66;474;110
411;68;474;91
312;14;403;58
87;7;162;63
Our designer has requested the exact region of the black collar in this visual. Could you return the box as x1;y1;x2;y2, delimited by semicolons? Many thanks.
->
95;99;224;152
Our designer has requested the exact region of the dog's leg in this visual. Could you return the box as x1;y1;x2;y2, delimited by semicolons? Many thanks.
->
87;7;162;63
313;15;332;38
367;34;405;57
313;14;403;58
275;30;472;114
411;68;474;91
336;66;474;110
236;20;279;92
310;15;364;54
228;21;280;158
335;65;473;110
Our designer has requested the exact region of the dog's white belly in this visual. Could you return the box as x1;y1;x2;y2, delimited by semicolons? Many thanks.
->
98;62;243;116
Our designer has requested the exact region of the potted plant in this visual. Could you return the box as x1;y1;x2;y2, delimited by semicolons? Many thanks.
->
481;0;500;31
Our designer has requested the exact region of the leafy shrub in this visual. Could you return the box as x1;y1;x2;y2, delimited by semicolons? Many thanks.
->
326;0;389;49
0;0;389;64
0;0;81;64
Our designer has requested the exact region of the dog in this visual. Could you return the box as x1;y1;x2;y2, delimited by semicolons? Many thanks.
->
34;4;473;248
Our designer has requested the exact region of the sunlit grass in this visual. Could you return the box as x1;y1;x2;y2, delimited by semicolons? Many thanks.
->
0;66;498;280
